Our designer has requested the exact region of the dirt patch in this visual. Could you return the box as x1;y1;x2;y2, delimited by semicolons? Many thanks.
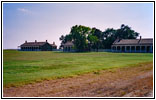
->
3;63;153;97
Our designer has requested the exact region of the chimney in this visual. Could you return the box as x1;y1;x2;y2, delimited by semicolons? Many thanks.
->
46;40;48;43
140;36;142;40
25;40;27;43
35;40;37;43
53;42;55;45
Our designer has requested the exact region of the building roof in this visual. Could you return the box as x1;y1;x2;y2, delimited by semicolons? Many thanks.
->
50;44;57;47
62;41;74;46
21;42;47;47
113;38;153;45
139;39;153;44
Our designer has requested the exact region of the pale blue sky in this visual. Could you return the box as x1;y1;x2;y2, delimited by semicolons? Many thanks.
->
3;3;154;49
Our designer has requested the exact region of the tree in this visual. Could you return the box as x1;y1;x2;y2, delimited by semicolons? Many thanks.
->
102;28;116;49
59;35;65;43
115;24;139;39
91;28;103;39
87;34;98;51
70;25;91;52
59;24;139;51
91;28;103;50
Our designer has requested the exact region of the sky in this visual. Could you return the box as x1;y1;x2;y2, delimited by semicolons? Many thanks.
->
3;2;154;49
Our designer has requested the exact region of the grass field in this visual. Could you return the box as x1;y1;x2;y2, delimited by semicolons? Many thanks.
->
3;50;153;87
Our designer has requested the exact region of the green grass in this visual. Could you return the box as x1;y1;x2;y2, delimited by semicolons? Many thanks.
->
3;50;153;87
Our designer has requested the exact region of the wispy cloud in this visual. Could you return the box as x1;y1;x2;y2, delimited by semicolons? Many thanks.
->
17;8;31;14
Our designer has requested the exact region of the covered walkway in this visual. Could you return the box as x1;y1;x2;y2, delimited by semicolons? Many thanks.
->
112;45;153;53
111;37;153;53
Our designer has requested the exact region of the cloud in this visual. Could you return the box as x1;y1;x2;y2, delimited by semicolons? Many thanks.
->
17;8;31;14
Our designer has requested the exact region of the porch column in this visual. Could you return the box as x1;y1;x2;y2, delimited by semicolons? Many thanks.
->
145;46;147;53
135;46;136;52
130;46;131;52
151;46;153;52
120;46;122;52
115;46;116;52
125;46;127;52
114;46;116;52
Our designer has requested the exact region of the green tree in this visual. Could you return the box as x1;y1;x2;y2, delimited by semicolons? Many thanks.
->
91;28;103;39
59;24;139;51
116;24;139;39
70;25;91;52
102;28;116;49
87;34;98;51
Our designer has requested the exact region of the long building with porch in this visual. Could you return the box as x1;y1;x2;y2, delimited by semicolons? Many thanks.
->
19;40;57;51
111;37;153;53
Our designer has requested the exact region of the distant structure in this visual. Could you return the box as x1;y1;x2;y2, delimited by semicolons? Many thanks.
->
50;42;57;49
19;40;57;51
111;36;153;53
62;41;75;52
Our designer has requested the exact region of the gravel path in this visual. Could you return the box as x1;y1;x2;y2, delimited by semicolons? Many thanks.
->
3;63;153;97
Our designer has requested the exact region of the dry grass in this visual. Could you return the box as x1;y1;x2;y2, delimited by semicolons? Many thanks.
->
3;62;153;97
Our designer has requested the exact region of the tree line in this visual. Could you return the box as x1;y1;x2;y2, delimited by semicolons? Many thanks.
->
60;24;139;52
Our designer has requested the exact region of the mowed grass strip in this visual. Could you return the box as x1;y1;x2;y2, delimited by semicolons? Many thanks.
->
3;50;153;87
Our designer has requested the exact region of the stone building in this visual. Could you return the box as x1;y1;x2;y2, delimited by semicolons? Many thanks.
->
111;37;153;53
20;40;57;51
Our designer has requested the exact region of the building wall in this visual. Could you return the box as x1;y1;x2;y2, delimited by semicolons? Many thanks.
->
20;43;53;51
20;47;41;51
52;46;57;49
63;46;75;52
40;43;52;51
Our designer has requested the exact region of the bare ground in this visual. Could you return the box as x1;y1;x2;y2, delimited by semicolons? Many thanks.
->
3;63;153;97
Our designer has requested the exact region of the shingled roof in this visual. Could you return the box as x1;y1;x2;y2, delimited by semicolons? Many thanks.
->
50;44;57;47
21;42;47;47
62;41;74;46
113;38;153;45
